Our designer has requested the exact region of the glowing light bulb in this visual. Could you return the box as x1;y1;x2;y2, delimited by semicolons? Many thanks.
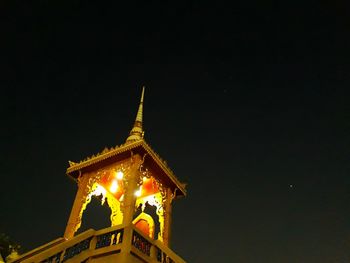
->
110;180;118;193
135;189;142;197
116;171;124;180
142;176;147;182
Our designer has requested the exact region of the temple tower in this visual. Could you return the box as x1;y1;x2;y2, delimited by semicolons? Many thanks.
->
10;88;187;263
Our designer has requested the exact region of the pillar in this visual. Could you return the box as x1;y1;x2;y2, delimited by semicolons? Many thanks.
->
64;173;92;239
163;188;173;247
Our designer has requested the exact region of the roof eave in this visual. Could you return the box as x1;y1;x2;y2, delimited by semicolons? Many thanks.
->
66;140;186;197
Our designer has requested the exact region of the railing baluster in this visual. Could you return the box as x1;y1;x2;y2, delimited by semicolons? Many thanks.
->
62;237;92;262
132;230;151;256
95;229;124;249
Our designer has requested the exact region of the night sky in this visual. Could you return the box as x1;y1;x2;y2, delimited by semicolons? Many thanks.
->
1;1;349;262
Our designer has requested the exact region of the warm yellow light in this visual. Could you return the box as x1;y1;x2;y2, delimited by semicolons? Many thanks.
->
135;189;142;197
90;184;107;205
116;171;124;180
142;176;147;182
109;180;118;193
93;184;107;196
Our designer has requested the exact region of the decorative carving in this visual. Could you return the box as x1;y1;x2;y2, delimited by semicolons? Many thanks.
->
101;147;109;154
72;159;134;235
154;179;167;205
68;161;77;167
170;189;177;204
135;175;166;242
139;153;149;178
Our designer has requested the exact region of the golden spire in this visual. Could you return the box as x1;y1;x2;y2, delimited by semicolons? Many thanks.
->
126;87;145;143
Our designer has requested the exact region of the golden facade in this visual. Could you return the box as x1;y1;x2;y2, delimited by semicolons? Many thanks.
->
10;87;187;263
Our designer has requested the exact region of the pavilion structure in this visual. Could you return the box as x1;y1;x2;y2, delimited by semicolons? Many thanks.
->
10;87;187;263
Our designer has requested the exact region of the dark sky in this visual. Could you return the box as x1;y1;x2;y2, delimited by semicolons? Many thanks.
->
1;1;349;262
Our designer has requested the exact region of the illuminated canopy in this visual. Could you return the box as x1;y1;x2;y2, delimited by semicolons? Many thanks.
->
67;134;186;198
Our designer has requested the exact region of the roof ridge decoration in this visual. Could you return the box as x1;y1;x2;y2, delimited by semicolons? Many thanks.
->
66;140;186;196
67;141;142;172
126;86;145;143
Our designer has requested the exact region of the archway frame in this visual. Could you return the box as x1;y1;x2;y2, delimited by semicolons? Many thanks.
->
132;212;155;239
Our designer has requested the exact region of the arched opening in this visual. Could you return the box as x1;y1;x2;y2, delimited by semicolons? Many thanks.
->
135;219;150;237
133;212;155;239
77;195;111;234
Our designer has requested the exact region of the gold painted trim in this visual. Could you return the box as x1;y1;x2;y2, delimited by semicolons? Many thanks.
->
66;140;186;196
67;141;143;174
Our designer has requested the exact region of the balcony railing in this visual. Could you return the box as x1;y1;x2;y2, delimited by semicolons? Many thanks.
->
10;225;185;263
95;228;123;249
62;237;92;262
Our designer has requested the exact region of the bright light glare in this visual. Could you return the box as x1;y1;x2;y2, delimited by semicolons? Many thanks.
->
110;180;118;193
91;184;107;205
116;171;124;180
93;184;106;196
135;189;142;197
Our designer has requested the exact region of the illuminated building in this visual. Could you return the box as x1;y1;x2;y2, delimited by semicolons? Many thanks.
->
10;87;187;263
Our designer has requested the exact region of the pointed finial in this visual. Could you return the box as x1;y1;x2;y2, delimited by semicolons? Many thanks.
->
126;87;145;143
